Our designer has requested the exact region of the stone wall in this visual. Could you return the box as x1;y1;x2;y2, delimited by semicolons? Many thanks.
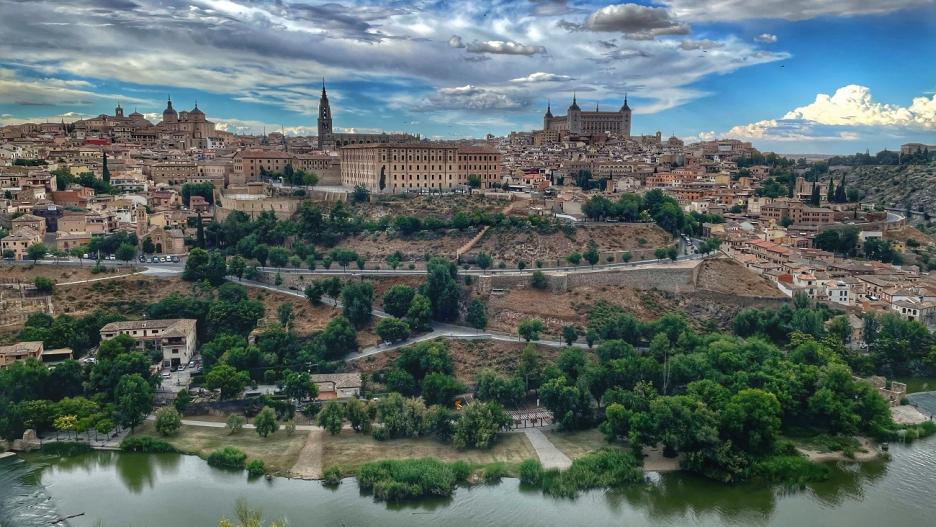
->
477;260;702;294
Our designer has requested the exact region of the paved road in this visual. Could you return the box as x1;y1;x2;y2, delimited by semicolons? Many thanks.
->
524;428;571;470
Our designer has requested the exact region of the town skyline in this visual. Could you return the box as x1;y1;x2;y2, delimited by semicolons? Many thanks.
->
0;0;935;153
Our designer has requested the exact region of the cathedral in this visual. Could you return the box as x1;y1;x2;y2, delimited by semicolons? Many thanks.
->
69;96;220;148
543;94;632;137
316;81;417;150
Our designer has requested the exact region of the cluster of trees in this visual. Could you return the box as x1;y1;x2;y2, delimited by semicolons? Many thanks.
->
581;190;723;237
51;167;115;195
528;303;911;483
813;227;902;264
827;148;934;166
260;164;319;187
181;182;215;206
17;310;125;357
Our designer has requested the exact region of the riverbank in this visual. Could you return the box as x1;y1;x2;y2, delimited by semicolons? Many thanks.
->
796;437;880;463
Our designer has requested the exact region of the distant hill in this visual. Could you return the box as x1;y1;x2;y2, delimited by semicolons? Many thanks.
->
846;162;936;214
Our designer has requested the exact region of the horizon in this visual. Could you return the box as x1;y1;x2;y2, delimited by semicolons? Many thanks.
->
0;1;935;154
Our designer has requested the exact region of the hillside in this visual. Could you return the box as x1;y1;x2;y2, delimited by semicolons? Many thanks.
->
846;162;936;213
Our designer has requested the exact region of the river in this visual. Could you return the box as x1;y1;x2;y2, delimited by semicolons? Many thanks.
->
1;438;935;527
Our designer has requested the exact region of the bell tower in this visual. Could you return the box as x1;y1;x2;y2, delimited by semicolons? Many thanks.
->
317;79;333;149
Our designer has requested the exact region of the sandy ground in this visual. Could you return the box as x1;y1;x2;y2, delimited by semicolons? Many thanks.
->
641;446;682;472
797;437;880;463
695;258;786;297
891;405;930;425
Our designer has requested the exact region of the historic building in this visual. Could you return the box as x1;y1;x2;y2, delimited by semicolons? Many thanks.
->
316;81;417;150
339;143;502;193
543;94;632;137
68;97;223;149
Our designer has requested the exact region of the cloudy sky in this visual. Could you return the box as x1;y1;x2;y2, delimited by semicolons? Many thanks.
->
0;0;934;153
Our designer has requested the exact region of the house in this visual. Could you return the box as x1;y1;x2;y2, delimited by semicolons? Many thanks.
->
1;227;42;260
99;319;197;368
0;341;43;369
310;373;363;400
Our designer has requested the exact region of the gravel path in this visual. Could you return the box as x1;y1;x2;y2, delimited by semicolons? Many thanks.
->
289;429;324;479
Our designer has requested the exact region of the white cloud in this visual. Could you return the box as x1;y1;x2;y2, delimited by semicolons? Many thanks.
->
783;85;936;128
465;40;546;56
423;85;529;111
448;35;465;48
583;3;689;39
662;0;930;22
754;33;778;43
510;72;573;83
0;68;146;107
679;39;723;50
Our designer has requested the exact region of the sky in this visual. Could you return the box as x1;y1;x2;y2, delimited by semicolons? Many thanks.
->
0;0;934;154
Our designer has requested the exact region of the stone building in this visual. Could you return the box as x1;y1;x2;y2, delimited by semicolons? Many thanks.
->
339;143;502;193
99;319;197;369
316;81;417;150
543;94;632;137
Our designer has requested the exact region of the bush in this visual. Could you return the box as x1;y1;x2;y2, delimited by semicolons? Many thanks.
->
120;436;177;453
753;455;831;486
33;276;55;293
357;458;471;501
529;271;548;290
207;447;247;470
246;459;266;478
538;449;642;498
323;465;343;487
226;414;246;434
482;462;508;483
518;459;543;486
154;406;182;436
40;442;92;457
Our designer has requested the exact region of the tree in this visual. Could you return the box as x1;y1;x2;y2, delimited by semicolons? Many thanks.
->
54;414;78;439
341;281;374;328
281;370;317;401
277;303;293;328
379;168;386;192
424;257;460;322
304;282;324;305
174;389;192;412
183;248;227;286
376;317;411;343
722;388;781;454
453;401;511;449
421;372;463;405
466;298;487;330
254;406;279;438
101;151;111;183
27;243;47;263
346;398;371;433
584;242;600;267
154;406;182;436
318;401;346;435
518;319;545;342
33;276;55;294
268;247;289;267
382;285;415;318
226;415;246;434
467;174;481;191
116;243;136;264
562;325;578;346
530;270;548;289
114;374;153;432
318;316;358;358
567;251;582;265
205;364;250;399
228;256;246;280
476;252;493;270
406;293;433;332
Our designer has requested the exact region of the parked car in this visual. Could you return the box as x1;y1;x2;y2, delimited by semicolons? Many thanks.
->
161;372;172;379
160;256;167;263
178;364;186;371
171;256;181;263
138;255;146;262
107;254;116;260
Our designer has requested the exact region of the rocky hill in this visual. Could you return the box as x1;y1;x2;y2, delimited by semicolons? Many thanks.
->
846;162;936;213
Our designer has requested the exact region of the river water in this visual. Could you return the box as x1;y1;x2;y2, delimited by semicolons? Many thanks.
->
1;437;935;527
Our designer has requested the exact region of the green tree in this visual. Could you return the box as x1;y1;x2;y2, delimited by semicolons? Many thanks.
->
476;252;493;270
452;401;511;449
566;251;582;265
722;388;781;454
281;370;317;401
228;256;246;280
114;374;153;432
318;316;358;358
205;365;250;399
27;243;48;263
268;247;289;267
376;317;411;343
423;257;460;322
304;282;324;305
518;319;545;342
254;406;279;438
341;281;374;328
530;270;549;289
562;325;578;346
277;303;293;328
421;372;464;406
116;243;136;264
466;298;487;330
174;389;192;412
318;401;346;435
226;415;246;434
33;276;55;294
584;242;600;266
154;406;182;436
406;293;433;332
382;285;416;318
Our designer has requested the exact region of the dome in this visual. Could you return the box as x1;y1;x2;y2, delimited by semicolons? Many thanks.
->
568;93;580;112
189;103;204;116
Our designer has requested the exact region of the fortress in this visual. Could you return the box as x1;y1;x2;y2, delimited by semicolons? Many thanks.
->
543;94;632;137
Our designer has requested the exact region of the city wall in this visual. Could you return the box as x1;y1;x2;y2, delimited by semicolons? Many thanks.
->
476;260;702;295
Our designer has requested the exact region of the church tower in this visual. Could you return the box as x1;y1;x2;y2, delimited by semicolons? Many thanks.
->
317;79;333;149
543;100;553;131
568;92;582;134
619;93;632;138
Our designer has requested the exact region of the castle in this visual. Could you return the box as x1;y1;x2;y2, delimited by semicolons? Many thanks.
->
543;94;632;137
317;81;417;150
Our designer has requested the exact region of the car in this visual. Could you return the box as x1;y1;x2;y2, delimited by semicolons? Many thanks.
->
82;253;90;259
161;372;172;379
170;365;178;372
107;254;116;260
150;257;157;263
171;256;180;263
160;256;167;263
138;255;146;262
178;364;186;371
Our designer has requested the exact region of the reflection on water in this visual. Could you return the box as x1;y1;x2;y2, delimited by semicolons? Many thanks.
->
0;437;933;527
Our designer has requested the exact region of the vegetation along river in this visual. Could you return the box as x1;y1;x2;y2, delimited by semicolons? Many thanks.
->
1;437;935;527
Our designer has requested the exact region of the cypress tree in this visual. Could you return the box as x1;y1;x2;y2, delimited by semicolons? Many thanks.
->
810;180;821;206
102;152;111;183
826;179;835;203
835;173;847;202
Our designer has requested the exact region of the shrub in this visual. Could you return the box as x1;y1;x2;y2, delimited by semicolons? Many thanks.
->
207;447;247;470
529;270;548;290
154;406;182;436
753;455;831;486
120;436;177;453
482;462;508;483
246;459;266;478
538;449;641;498
323;465;343;487
254;406;279;438
226;415;246;434
33;276;55;293
357;458;470;501
518;459;543;486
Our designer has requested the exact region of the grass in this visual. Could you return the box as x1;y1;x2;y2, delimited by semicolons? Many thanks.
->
133;421;307;474
543;428;624;460
320;429;536;474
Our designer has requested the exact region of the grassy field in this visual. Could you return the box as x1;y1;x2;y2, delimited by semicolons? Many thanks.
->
320;430;536;474
133;422;308;474
544;428;623;460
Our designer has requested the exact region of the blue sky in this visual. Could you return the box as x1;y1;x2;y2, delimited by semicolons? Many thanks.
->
0;0;934;153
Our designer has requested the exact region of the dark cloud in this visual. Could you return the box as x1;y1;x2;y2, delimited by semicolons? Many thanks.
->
584;3;689;39
466;40;546;56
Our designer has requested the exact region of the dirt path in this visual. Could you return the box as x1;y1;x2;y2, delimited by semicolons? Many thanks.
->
524;428;571;470
797;437;880;463
290;429;324;479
